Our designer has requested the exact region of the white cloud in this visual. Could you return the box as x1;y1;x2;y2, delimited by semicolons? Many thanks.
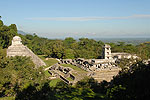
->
26;14;150;21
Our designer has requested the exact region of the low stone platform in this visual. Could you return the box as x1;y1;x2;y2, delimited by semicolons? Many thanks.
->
91;68;121;82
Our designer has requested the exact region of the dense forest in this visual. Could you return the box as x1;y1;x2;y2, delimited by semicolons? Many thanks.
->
19;32;150;60
0;19;150;100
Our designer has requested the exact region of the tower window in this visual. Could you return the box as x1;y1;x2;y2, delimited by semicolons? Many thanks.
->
107;57;109;59
107;52;109;54
107;48;109;50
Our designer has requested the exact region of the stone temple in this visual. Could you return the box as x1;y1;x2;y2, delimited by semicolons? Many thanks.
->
7;36;46;67
58;44;139;82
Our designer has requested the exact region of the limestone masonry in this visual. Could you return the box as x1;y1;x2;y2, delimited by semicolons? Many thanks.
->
57;44;139;82
7;36;140;83
59;44;138;72
7;36;46;67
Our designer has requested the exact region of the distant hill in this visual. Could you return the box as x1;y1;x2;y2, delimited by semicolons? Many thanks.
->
94;38;150;45
18;30;27;35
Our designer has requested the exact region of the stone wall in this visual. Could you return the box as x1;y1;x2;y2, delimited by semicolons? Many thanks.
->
91;68;121;82
48;64;76;84
58;58;121;83
59;58;118;72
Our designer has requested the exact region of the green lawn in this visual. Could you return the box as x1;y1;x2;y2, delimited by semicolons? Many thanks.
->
38;56;87;86
38;55;59;80
60;64;87;80
60;64;86;72
45;70;52;77
49;78;62;87
0;97;15;100
67;77;73;81
38;55;58;67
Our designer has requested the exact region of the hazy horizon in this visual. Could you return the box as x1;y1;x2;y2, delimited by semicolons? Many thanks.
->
1;0;150;38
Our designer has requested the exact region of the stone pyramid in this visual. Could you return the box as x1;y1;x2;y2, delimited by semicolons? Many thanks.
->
7;36;46;67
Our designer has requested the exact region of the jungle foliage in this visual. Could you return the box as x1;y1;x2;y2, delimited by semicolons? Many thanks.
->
18;33;150;60
15;62;150;100
1;19;150;100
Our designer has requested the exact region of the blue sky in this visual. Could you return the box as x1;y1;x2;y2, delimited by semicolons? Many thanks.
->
0;0;150;39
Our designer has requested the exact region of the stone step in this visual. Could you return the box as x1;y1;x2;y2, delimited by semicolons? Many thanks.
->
92;68;120;82
7;45;46;67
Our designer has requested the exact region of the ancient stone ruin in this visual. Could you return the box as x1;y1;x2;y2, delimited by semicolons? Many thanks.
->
7;36;46;67
57;44;139;82
47;63;86;85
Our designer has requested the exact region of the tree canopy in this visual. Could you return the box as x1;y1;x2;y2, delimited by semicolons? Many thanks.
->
1;19;150;100
0;20;17;48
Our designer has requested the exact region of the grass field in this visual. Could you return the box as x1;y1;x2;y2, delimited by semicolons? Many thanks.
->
44;70;52;77
66;77;73;81
60;64;87;78
38;55;58;67
49;78;62;87
38;55;61;85
38;56;87;87
60;64;86;72
0;97;15;100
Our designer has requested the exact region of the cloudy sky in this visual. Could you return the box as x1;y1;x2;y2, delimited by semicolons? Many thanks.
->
0;0;150;39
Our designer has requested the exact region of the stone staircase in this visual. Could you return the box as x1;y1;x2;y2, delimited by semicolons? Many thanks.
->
91;68;121;82
7;44;46;67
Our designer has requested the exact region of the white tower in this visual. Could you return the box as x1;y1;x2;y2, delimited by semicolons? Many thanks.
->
12;36;22;46
102;44;112;59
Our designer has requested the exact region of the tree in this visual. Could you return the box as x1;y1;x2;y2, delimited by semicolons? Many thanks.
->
9;24;17;33
50;40;65;58
63;37;76;48
0;20;3;27
0;20;17;48
106;85;126;100
0;56;46;97
108;62;150;100
63;49;75;59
